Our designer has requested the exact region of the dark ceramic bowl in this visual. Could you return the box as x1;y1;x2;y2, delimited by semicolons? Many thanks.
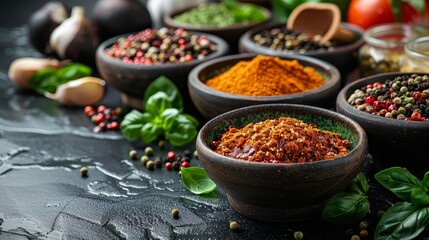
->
336;72;429;176
196;103;368;222
188;53;341;120
163;3;272;53
95;31;229;110
239;22;365;81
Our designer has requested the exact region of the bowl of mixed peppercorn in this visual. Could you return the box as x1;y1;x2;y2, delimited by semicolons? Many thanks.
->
196;103;368;222
336;72;429;175
238;22;365;81
188;53;341;119
95;27;229;110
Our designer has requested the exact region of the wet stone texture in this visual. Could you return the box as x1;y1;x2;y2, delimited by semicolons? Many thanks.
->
1;11;429;240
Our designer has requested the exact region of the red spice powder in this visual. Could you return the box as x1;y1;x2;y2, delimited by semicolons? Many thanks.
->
211;117;350;163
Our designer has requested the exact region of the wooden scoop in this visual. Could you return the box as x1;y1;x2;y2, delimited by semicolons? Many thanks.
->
287;3;355;44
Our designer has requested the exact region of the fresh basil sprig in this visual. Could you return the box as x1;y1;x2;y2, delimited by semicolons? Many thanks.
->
120;76;199;147
28;63;92;94
374;167;429;240
321;172;370;224
222;0;266;23
181;167;216;195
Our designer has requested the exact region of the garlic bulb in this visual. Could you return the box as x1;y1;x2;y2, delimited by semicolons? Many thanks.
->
8;57;62;89
49;6;98;67
44;77;105;106
28;1;69;57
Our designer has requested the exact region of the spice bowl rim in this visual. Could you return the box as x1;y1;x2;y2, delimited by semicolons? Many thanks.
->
95;30;230;70
238;21;365;56
196;103;369;222
336;71;429;127
162;2;272;32
188;52;341;101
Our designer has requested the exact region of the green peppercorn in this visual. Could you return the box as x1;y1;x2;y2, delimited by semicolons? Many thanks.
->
158;140;165;149
397;114;406;120
229;221;239;230
129;150;138;159
171;208;179;219
400;86;408;93
80;167;88;177
293;231;304;240
144;147;154;156
398;107;406;114
359;220;369;229
194;150;198;159
141;155;149;165
351;235;360;240
146;160;155;170
385;112;393;118
393;97;402;105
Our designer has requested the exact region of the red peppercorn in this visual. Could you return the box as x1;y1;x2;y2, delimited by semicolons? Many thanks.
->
413;91;423;102
165;162;172;170
379;109;388;116
411;111;422;121
97;105;106;113
373;100;383;110
93;113;104;124
109;121;119;130
167;151;176;161
366;84;373;89
365;96;375;104
181;161;189;168
84;106;94;115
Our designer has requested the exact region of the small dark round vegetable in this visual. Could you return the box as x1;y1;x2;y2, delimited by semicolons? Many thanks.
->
91;0;152;42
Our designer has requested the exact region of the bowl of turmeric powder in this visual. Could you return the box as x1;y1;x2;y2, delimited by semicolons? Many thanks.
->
196;103;368;222
188;53;341;119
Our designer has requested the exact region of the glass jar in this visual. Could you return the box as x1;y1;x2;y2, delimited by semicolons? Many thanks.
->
400;36;429;73
358;23;415;77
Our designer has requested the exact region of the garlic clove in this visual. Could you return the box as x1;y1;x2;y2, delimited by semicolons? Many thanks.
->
44;77;106;106
8;57;62;89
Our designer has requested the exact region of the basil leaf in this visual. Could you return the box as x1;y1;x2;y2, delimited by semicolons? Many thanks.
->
375;167;425;202
423;172;429;191
180;113;200;127
143;76;183;112
321;192;369;224
165;114;198;147
181;167;216;195
160;108;180;131
57;63;92;84
28;68;58;94
120;110;153;141
145;92;172;116
375;202;429;240
411;188;429;208
140;122;163;144
345;172;369;195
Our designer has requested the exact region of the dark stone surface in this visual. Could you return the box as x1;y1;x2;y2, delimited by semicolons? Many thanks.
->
0;1;429;240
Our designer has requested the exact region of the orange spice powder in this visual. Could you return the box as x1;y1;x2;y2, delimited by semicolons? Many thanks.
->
205;55;325;96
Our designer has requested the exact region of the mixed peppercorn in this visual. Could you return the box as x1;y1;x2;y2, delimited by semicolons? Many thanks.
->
84;105;124;133
104;28;218;65
130;147;194;172
347;74;429;121
252;26;336;53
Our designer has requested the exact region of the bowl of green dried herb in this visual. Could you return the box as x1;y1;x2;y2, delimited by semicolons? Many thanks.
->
196;103;368;222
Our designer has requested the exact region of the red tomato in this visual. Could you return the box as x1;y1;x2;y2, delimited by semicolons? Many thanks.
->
347;0;396;29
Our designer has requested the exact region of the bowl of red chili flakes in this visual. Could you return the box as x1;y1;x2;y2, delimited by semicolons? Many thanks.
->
196;103;368;222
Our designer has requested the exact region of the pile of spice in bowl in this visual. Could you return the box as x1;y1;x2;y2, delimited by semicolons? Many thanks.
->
211;116;350;163
95;27;229;110
103;28;219;64
163;1;271;53
239;22;365;80
188;53;340;119
196;104;368;221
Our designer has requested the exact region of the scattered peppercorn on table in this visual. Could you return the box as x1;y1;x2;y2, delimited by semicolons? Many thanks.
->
1;1;429;240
